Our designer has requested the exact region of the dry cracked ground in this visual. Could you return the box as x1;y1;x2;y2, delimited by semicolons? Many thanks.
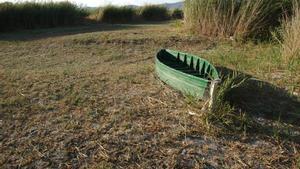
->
0;23;299;168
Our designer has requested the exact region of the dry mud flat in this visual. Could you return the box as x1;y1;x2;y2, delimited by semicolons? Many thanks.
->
0;23;299;168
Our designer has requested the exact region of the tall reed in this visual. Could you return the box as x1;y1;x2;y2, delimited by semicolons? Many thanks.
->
91;5;172;23
96;6;137;23
0;1;87;31
280;0;300;63
184;0;282;39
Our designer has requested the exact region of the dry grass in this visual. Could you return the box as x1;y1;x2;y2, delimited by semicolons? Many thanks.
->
184;0;281;39
0;22;299;168
280;0;300;63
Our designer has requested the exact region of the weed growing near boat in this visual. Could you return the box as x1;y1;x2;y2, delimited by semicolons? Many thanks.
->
205;72;253;133
183;72;254;134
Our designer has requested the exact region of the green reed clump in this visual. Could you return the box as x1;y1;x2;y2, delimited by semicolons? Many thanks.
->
184;0;285;40
97;6;137;23
140;5;170;21
0;1;87;31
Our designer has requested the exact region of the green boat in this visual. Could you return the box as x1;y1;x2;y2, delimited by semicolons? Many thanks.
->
155;49;220;99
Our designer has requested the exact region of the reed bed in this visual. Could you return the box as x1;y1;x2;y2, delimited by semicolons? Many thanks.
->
93;5;171;23
95;6;137;23
184;0;283;39
0;1;87;31
280;0;300;63
139;5;169;21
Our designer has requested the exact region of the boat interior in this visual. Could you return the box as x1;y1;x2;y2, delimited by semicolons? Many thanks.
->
157;50;216;80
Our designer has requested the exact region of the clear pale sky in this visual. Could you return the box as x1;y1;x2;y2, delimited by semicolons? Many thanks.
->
0;0;183;7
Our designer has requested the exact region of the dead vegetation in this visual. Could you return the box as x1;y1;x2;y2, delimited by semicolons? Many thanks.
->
0;23;299;168
279;0;300;64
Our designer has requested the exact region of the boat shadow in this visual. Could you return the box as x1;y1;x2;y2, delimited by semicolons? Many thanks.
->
217;66;300;133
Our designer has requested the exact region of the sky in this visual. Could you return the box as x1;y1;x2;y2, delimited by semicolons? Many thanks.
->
0;0;183;7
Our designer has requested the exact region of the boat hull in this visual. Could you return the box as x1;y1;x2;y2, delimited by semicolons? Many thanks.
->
155;49;219;99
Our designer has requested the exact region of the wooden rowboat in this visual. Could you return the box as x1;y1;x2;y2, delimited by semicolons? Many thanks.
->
155;49;220;99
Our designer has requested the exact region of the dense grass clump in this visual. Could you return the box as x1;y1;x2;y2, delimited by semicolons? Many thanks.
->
279;0;300;63
0;1;87;31
92;5;175;23
140;5;169;21
184;0;284;40
97;6;137;23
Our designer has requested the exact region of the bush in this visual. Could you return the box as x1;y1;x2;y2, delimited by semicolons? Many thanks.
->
184;0;285;40
172;8;183;19
140;5;169;21
98;6;137;23
0;1;87;31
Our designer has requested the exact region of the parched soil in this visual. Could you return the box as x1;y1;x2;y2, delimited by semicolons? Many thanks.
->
0;23;299;168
